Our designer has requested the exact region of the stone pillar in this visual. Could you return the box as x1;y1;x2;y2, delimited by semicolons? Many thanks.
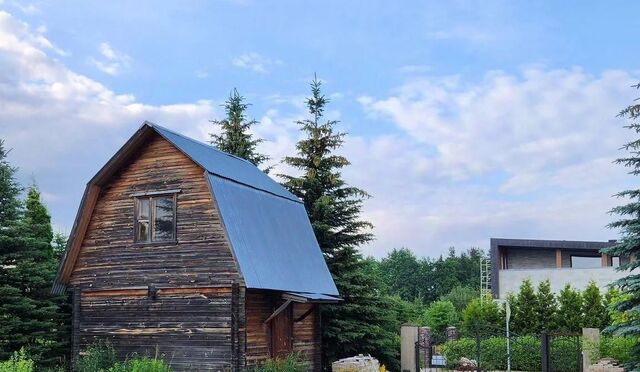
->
401;325;418;372
582;328;601;370
419;327;432;368
446;326;459;341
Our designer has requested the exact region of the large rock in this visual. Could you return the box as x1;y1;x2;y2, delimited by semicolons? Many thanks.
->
332;354;380;372
457;357;478;371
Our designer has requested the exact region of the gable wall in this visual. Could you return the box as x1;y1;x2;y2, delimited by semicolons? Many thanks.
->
68;133;245;371
69;133;241;289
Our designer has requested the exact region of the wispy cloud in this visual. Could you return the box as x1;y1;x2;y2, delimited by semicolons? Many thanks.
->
90;42;131;75
231;52;282;74
194;69;209;79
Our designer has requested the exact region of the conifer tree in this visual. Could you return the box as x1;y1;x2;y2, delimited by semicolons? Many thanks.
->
556;284;583;332
0;140;21;226
602;82;640;368
534;280;557;332
511;279;538;335
280;76;397;369
0;163;69;366
582;281;607;329
209;88;270;168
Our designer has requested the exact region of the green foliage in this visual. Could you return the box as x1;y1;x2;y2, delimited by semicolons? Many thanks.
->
510;279;538;335
109;356;172;372
602;81;640;369
461;297;504;336
0;165;70;367
378;248;423;301
582;281;607;329
440;338;475;369
600;336;636;364
534;280;557;332
251;353;310;372
440;285;477;314
423;300;457;339
209;88;270;168
556;284;583;332
0;348;34;372
279;76;397;370
76;343;119;372
0;140;22;226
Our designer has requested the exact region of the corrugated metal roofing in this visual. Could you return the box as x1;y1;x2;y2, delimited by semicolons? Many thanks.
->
209;174;339;296
152;123;298;202
284;292;342;303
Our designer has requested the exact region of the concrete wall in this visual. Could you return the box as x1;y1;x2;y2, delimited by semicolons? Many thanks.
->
497;267;634;298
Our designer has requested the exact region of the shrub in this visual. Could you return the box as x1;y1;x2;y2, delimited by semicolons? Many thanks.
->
510;335;541;371
252;353;310;372
0;348;35;372
600;336;636;364
109;356;172;372
76;342;119;372
423;300;458;341
441;338;475;369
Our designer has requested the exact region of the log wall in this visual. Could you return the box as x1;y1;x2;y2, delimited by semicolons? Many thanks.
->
68;134;245;370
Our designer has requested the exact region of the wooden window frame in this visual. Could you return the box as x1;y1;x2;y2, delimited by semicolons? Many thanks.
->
133;192;178;244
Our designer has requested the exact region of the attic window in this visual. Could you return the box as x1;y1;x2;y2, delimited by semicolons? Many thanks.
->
134;193;176;243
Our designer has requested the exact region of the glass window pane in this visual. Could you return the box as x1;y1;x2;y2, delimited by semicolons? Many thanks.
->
138;198;150;219
571;256;601;269
612;256;620;268
137;220;149;242
153;196;175;241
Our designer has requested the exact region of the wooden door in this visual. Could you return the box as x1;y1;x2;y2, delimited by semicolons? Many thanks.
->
270;303;293;357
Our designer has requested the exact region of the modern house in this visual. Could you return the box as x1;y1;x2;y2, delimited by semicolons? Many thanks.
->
490;238;632;299
52;122;340;371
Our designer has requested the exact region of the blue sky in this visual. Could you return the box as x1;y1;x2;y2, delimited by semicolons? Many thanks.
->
1;1;639;258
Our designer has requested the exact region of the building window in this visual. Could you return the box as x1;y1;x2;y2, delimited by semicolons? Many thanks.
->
570;255;600;269
134;194;176;243
611;256;620;268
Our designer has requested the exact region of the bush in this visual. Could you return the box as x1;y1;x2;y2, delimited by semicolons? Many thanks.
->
252;353;310;372
600;336;636;364
76;342;119;372
423;300;458;341
109;356;172;372
0;348;34;372
441;338;475;369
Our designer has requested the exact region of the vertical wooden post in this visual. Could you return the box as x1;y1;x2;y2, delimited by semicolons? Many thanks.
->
71;287;81;371
555;249;562;268
601;254;609;267
231;282;240;371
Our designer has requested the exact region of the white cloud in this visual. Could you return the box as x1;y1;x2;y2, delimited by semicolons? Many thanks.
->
90;42;131;75
231;52;282;74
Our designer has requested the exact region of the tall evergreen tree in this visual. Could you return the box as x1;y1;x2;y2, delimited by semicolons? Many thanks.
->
0;174;70;366
602;82;640;368
534;280;557;332
209;88;269;168
582;281;607;329
555;284;583;332
511;279;538;335
280;76;397;369
0;140;21;226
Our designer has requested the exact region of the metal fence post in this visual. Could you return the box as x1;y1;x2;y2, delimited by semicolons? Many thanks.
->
541;332;550;372
414;341;420;372
475;331;482;370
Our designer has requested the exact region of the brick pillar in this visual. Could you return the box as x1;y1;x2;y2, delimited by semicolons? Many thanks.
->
446;326;459;341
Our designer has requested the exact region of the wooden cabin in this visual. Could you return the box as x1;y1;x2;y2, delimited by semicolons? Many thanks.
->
52;122;340;371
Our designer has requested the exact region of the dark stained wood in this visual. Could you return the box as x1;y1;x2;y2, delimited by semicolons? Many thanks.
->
71;287;80;370
271;303;293;358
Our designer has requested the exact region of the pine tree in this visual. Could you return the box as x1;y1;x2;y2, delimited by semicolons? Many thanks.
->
280;76;397;369
582;281;607;330
0;140;21;226
0;174;70;366
602;82;640;368
511;279;538;335
209;88;270;168
534;280;557;332
556;284;583;332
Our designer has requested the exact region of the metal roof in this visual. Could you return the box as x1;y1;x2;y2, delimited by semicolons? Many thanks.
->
209;174;339;296
152;123;298;202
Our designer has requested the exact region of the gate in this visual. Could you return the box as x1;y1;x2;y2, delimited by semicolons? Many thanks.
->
542;332;582;372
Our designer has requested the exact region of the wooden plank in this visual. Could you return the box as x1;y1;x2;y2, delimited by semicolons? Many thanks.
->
555;249;562;268
263;300;292;325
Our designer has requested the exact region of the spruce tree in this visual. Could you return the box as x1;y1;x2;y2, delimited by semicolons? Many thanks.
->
0;140;21;226
209;88;270;168
280;76;397;369
534;280;557;332
602;82;640;368
0;171;70;366
511;279;538;335
582;281;607;330
555;284;583;332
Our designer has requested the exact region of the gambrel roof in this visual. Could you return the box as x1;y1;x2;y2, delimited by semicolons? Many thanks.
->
53;122;339;300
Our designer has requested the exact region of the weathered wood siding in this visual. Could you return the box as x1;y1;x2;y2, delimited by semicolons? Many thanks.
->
245;290;321;371
68;134;245;370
